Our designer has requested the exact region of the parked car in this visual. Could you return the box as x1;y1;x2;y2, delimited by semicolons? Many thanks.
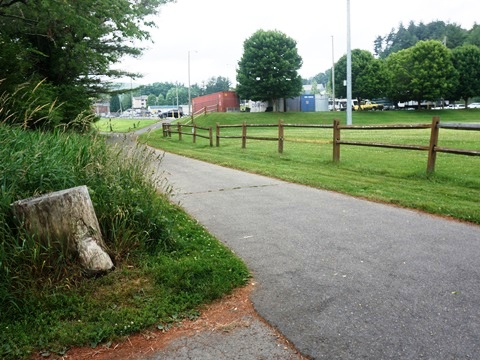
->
158;109;184;119
446;104;465;110
353;99;384;111
468;102;480;109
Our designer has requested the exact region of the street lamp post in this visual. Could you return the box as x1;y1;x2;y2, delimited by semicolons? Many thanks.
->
188;50;191;116
331;35;335;111
346;0;353;125
176;83;179;111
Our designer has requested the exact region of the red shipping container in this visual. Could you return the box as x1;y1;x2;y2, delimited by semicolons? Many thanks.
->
192;91;239;114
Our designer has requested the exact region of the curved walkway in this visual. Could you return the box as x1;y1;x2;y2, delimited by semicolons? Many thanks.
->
154;150;480;359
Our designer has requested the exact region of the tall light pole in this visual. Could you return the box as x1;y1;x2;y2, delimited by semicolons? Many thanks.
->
176;83;179;111
331;35;335;111
188;50;198;116
346;0;353;125
188;50;191;116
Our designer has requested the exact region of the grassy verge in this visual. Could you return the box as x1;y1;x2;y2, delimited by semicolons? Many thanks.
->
139;110;480;224
93;118;159;132
0;125;249;359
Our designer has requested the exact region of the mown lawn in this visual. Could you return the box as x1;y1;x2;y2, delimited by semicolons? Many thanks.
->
93;118;159;132
139;110;480;224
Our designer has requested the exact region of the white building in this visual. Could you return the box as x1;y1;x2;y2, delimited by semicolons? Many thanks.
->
132;96;148;109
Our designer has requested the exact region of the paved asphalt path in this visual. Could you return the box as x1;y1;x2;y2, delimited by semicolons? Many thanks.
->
152;149;480;360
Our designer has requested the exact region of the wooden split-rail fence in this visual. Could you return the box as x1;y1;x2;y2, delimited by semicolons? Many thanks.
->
162;117;479;174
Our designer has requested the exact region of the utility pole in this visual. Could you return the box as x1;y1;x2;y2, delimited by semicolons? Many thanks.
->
346;0;353;125
176;83;179;111
188;51;191;116
331;35;335;111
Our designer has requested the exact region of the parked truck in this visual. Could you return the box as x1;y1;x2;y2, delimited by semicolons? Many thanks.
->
354;99;384;111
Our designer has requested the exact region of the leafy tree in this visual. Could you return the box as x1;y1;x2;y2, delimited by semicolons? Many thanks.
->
377;21;470;59
466;24;480;47
450;45;480;105
444;23;469;49
157;94;167;106
414;22;429;41
236;29;303;110
384;49;414;104
380;23;418;58
190;84;203;99
109;95;119;113
0;0;173;127
312;72;329;88
147;94;157;106
373;35;384;57
334;49;388;101
385;40;455;108
424;21;448;41
140;82;177;98
204;76;231;94
110;95;121;113
163;86;188;106
121;94;132;112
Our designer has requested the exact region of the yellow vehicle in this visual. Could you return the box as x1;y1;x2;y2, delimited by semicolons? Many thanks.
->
354;99;384;111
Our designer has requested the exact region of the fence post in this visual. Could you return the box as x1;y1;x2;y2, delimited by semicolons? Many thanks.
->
242;121;247;149
333;119;341;163
162;122;166;137
209;126;213;147
427;116;440;175
278;119;284;153
193;124;197;143
216;123;220;147
167;123;171;137
178;123;182;141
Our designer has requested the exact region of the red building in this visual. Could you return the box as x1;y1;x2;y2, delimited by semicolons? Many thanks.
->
192;91;239;114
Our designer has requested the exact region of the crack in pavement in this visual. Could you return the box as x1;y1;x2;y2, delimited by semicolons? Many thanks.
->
171;183;282;197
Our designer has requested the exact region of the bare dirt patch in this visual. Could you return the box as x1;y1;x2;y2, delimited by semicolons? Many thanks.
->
33;281;307;360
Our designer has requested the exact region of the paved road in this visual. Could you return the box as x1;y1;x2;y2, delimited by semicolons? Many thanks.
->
152;149;480;359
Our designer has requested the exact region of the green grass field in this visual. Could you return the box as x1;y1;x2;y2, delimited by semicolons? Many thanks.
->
139;110;480;224
93;118;159;132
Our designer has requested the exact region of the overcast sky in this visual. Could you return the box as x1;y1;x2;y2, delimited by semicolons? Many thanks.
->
115;0;479;86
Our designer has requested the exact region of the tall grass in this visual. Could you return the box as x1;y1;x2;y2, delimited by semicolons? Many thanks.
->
0;79;95;131
0;126;168;305
0;124;249;359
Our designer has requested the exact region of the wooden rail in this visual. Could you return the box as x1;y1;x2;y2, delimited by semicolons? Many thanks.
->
333;117;479;174
215;121;332;154
190;104;219;122
162;123;213;147
216;120;285;152
332;120;432;162
163;117;479;174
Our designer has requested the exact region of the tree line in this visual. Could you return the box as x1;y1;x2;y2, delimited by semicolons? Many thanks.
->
231;23;480;111
312;21;480;107
109;76;232;113
375;20;480;59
